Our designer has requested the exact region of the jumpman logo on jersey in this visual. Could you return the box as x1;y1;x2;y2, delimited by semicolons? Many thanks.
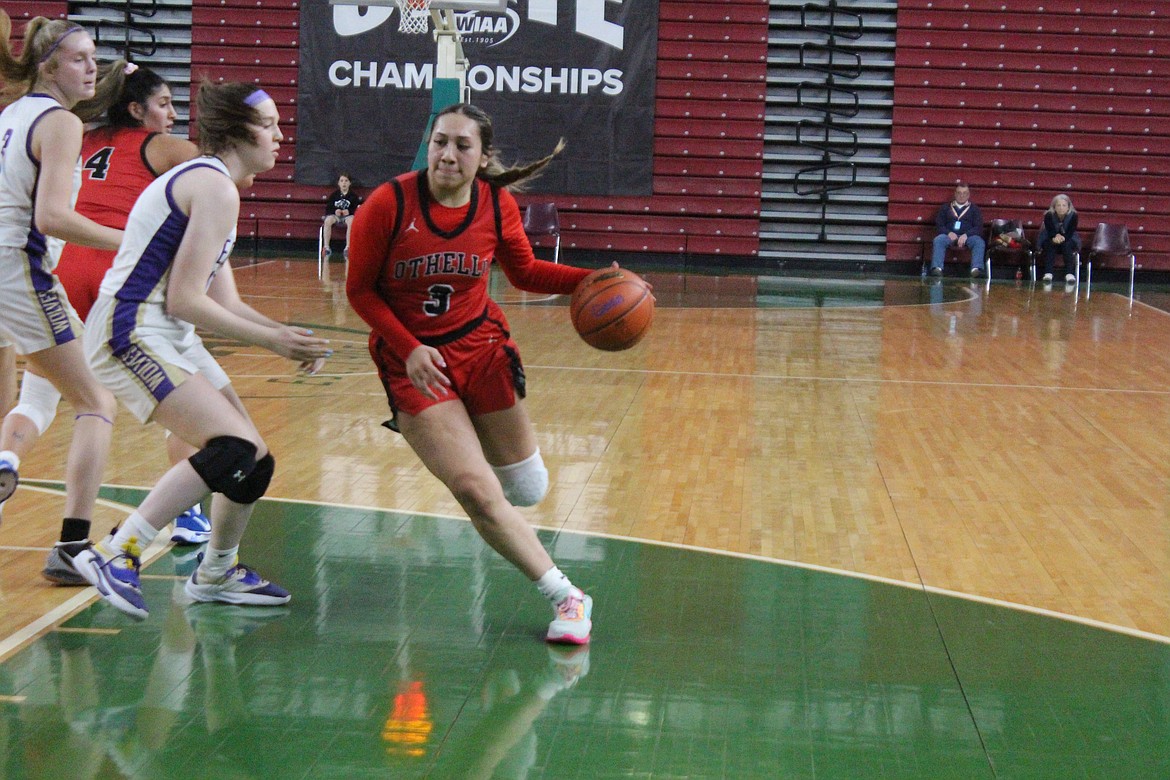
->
405;219;420;233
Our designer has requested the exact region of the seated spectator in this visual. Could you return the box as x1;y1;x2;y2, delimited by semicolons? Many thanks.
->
929;183;985;278
1037;194;1080;284
322;173;362;260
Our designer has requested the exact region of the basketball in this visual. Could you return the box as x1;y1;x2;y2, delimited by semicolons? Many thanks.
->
570;267;654;351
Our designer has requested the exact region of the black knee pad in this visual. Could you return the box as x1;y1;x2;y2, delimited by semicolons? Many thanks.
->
189;436;257;499
231;452;274;504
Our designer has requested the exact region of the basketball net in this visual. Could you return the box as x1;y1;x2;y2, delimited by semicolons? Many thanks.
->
396;0;431;34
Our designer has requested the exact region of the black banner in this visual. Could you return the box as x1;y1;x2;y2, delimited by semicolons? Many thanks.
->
295;0;659;195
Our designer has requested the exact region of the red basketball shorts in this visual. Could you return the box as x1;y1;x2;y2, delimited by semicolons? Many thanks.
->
55;244;116;322
370;309;527;419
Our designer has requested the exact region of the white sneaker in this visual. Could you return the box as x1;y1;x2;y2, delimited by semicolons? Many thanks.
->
1065;274;1076;283
1042;273;1053;282
547;588;592;645
185;554;291;606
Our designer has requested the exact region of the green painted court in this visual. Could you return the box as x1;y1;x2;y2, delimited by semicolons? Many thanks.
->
2;485;1166;779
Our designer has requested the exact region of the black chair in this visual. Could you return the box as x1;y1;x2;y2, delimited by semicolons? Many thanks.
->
522;202;561;264
1086;223;1137;300
987;219;1033;281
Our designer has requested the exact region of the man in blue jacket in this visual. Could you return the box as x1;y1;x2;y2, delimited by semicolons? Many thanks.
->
929;183;985;277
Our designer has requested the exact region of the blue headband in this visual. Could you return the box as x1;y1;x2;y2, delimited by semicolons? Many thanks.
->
38;26;85;65
244;89;271;107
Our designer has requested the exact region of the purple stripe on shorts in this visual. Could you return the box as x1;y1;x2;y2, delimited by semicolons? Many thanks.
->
23;232;76;346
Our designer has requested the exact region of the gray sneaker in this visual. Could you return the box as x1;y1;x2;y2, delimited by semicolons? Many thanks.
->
42;542;90;586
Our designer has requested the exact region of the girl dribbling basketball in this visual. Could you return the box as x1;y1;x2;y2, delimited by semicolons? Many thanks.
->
347;103;612;644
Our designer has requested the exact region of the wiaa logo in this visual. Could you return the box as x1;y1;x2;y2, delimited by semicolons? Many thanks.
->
333;5;520;47
456;9;521;47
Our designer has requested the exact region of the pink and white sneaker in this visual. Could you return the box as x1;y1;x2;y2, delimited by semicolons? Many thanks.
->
546;588;592;645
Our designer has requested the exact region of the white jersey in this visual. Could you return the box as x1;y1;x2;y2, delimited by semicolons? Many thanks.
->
98;155;237;344
0;93;80;269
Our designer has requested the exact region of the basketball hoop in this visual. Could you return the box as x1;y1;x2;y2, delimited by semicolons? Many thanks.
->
395;0;432;34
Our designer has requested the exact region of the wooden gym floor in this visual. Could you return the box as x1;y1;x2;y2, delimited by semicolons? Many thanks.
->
0;260;1166;777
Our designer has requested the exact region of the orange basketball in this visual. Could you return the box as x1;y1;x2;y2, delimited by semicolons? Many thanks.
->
570;267;654;351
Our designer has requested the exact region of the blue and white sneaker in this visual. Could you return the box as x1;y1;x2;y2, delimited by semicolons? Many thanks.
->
184;554;291;606
62;539;148;620
0;452;18;507
170;507;211;545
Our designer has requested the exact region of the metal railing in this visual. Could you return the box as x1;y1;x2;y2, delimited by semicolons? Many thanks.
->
793;0;862;240
90;0;159;60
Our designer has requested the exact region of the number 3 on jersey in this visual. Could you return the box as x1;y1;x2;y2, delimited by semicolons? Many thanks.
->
83;146;115;180
423;284;454;317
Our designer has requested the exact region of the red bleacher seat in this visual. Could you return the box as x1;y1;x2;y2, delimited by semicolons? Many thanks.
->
657;40;766;63
655;117;763;141
564;195;760;218
893;5;1160;33
685;235;759;255
658;2;769;25
193;48;299;68
892;126;1157;157
653;176;761;198
897;30;1168;60
192;27;299;47
207;0;300;8
896;0;1166;17
895;106;1158;137
658;61;766;82
657;20;766;45
4;2;67;20
895;87;1156;116
564;232;687;254
188;64;296;84
192;7;299;27
656;99;764;122
654;157;763;179
653;137;762;159
656;81;766;101
896;67;1159;97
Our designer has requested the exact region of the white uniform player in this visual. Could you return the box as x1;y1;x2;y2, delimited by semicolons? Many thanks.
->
0;94;83;353
65;83;329;621
84;156;234;423
0;15;123;583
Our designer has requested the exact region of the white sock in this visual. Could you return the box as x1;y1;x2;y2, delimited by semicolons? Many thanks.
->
0;450;19;470
108;512;159;553
198;545;239;581
534;566;575;604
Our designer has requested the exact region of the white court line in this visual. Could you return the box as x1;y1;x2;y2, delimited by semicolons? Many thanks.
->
4;482;1164;658
521;364;1170;396
260;492;1170;647
218;354;1169;396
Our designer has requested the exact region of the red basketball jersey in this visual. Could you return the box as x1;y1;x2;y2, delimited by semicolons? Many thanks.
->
347;171;589;361
73;125;157;229
56;126;158;319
